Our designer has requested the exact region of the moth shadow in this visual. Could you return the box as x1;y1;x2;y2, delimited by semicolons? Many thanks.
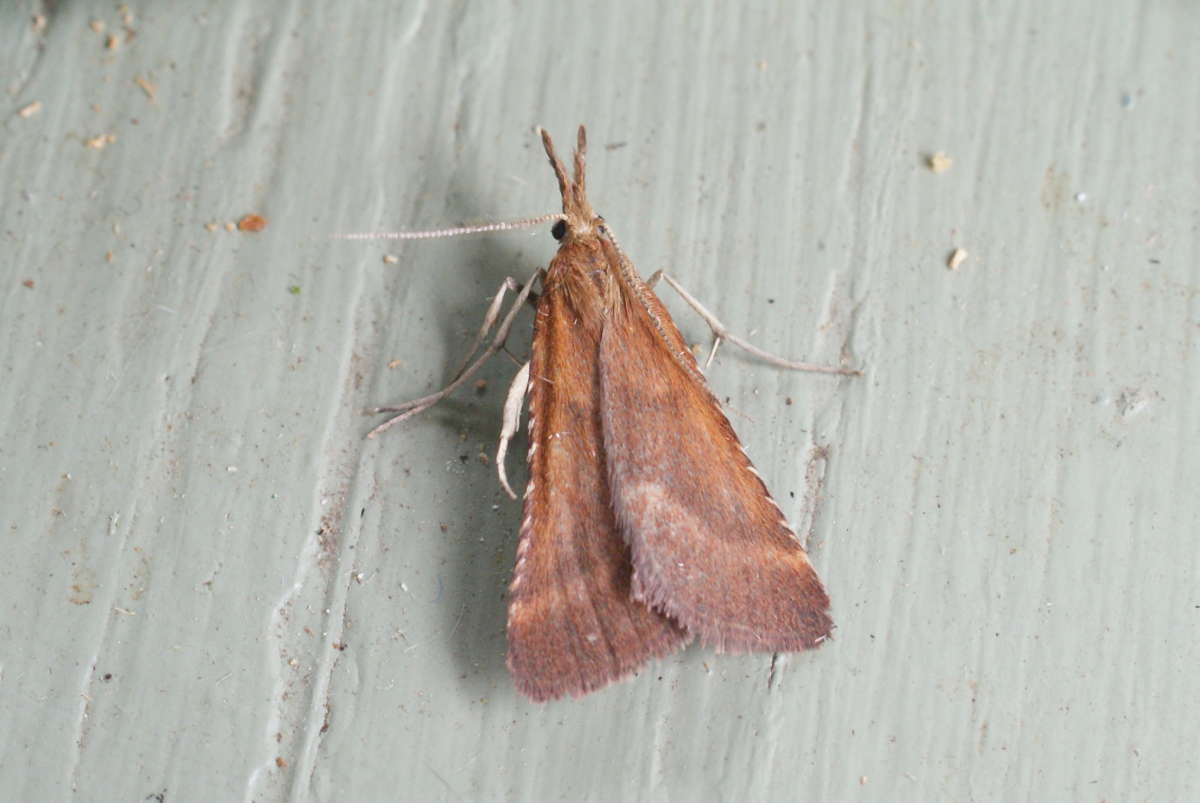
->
414;236;540;700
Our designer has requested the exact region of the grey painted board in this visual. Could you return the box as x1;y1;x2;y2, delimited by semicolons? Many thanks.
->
2;1;1197;801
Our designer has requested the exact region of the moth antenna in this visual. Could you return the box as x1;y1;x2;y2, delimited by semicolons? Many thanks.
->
334;213;565;241
573;125;587;202
538;127;571;207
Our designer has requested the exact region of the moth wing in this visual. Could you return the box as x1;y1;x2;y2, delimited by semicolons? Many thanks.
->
507;272;689;702
598;280;833;653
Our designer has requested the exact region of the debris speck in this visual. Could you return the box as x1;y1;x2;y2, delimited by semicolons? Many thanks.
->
1115;388;1150;418
288;285;301;295
106;33;121;50
383;254;399;264
18;101;42;119
1074;192;1087;203
947;248;968;271
134;77;157;101
90;19;106;34
84;133;117;149
237;214;267;232
927;152;953;173
22;279;35;289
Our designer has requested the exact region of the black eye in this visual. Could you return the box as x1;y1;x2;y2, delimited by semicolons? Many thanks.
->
551;220;567;240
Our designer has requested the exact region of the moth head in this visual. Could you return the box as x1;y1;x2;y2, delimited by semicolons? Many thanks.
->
539;126;601;241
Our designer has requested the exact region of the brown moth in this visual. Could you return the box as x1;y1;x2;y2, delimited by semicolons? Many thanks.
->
360;127;854;702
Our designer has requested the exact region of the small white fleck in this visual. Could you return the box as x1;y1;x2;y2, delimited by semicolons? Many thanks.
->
927;151;953;173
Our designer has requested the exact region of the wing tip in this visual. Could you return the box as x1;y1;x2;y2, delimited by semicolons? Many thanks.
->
507;623;691;702
631;560;833;656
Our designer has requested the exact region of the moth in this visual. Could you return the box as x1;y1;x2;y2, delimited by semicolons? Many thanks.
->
356;127;857;701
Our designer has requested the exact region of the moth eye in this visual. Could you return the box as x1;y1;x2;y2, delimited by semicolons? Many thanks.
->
551;220;567;240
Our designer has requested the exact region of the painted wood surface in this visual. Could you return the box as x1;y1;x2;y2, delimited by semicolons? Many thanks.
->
2;2;1196;800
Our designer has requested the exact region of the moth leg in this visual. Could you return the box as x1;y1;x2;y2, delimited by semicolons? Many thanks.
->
650;270;861;375
495;360;530;500
367;269;542;438
448;277;540;377
449;276;522;380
